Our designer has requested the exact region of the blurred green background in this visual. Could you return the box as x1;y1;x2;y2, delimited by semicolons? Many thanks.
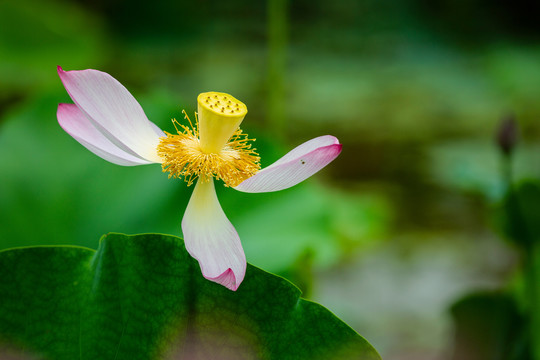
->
1;0;540;358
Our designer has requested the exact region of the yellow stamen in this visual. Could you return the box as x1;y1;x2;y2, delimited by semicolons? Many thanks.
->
157;109;260;187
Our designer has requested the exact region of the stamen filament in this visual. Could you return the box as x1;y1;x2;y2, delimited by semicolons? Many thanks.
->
157;110;260;187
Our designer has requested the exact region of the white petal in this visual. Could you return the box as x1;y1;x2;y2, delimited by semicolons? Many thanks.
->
234;135;342;193
149;120;166;138
182;178;246;291
57;103;154;166
57;66;162;163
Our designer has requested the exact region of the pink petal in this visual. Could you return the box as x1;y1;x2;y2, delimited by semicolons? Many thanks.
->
182;178;246;291
57;66;162;163
57;104;154;166
234;135;342;193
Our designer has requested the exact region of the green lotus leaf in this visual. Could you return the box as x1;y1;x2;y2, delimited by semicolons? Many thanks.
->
0;233;380;360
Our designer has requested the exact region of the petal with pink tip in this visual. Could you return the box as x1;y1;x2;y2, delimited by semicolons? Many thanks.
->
234;135;342;193
57;103;154;166
182;178;246;291
58;67;162;163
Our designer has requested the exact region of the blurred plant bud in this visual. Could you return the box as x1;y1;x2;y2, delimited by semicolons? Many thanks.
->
496;114;518;156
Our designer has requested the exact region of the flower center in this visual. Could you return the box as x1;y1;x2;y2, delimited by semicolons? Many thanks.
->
157;98;260;187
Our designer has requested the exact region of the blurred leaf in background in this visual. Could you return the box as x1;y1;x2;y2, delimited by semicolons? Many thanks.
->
450;291;529;360
0;0;107;97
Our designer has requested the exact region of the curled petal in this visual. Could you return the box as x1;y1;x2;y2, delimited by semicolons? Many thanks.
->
57;104;153;166
182;178;246;291
234;135;342;193
57;66;162;163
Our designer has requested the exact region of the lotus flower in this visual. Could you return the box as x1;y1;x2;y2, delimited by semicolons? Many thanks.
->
57;67;342;290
